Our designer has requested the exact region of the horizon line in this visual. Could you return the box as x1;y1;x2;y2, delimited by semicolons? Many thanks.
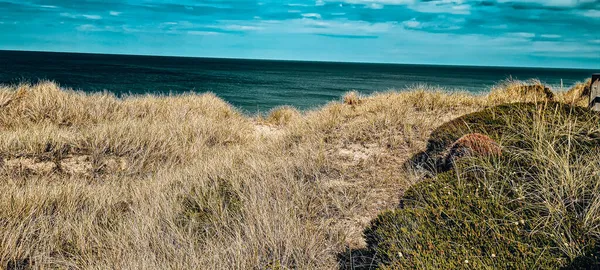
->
1;48;598;72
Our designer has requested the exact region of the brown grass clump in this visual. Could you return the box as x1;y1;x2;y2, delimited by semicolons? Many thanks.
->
488;79;554;104
263;106;301;126
343;91;362;105
0;79;587;269
558;78;592;106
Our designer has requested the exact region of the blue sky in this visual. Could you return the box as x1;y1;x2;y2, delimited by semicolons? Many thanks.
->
0;0;599;68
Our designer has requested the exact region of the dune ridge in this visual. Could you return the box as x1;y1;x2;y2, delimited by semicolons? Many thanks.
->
0;79;592;269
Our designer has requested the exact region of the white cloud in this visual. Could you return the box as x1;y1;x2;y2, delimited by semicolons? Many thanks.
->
530;40;599;54
301;19;395;34
367;3;384;9
510;32;535;38
540;34;561;39
485;24;508;30
582;10;600;18
410;1;471;15
403;18;422;29
222;25;264;31
76;24;97;31
302;13;322;19
188;31;221;36
496;0;595;8
287;3;311;7
59;13;76;18
339;0;415;4
401;17;464;31
62;13;102;20
331;0;591;16
83;15;102;20
241;18;396;37
452;4;471;13
76;24;123;32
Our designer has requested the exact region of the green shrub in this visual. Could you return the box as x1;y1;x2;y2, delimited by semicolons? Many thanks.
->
365;102;600;269
366;170;566;269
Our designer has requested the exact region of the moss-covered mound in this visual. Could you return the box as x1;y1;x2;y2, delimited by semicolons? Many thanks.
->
421;102;598;169
366;171;566;269
364;102;600;269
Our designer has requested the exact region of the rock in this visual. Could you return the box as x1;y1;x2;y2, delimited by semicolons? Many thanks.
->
443;133;501;167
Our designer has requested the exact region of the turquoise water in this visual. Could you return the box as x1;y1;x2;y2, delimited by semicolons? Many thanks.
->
0;50;595;113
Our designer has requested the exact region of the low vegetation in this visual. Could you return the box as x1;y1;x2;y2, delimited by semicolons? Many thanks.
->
364;102;600;269
0;79;593;269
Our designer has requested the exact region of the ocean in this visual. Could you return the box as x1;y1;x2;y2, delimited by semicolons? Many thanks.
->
0;50;595;113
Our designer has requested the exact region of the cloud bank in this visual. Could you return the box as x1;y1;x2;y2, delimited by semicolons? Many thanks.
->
0;0;598;68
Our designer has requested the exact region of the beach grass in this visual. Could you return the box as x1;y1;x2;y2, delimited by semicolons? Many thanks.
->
0;79;594;269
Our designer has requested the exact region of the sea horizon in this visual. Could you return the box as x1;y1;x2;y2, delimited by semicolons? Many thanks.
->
1;49;595;113
1;49;597;71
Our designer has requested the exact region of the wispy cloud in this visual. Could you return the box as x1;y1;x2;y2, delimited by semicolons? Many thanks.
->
0;0;598;68
582;10;600;18
188;30;222;36
402;18;421;29
540;34;561;39
510;32;536;38
301;13;322;19
60;13;102;20
82;14;102;20
317;33;378;38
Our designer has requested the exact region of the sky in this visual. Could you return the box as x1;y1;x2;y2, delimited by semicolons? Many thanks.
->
0;0;599;68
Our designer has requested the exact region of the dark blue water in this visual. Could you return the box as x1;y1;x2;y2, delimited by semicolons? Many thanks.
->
0;50;595;113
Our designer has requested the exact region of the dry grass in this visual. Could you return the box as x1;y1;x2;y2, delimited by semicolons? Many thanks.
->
261;106;301;127
0;80;590;269
557;78;592;106
488;78;554;103
342;91;362;106
514;105;600;261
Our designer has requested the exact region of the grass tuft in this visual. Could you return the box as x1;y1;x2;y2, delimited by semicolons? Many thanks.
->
264;106;301;126
343;91;363;106
559;79;592;107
